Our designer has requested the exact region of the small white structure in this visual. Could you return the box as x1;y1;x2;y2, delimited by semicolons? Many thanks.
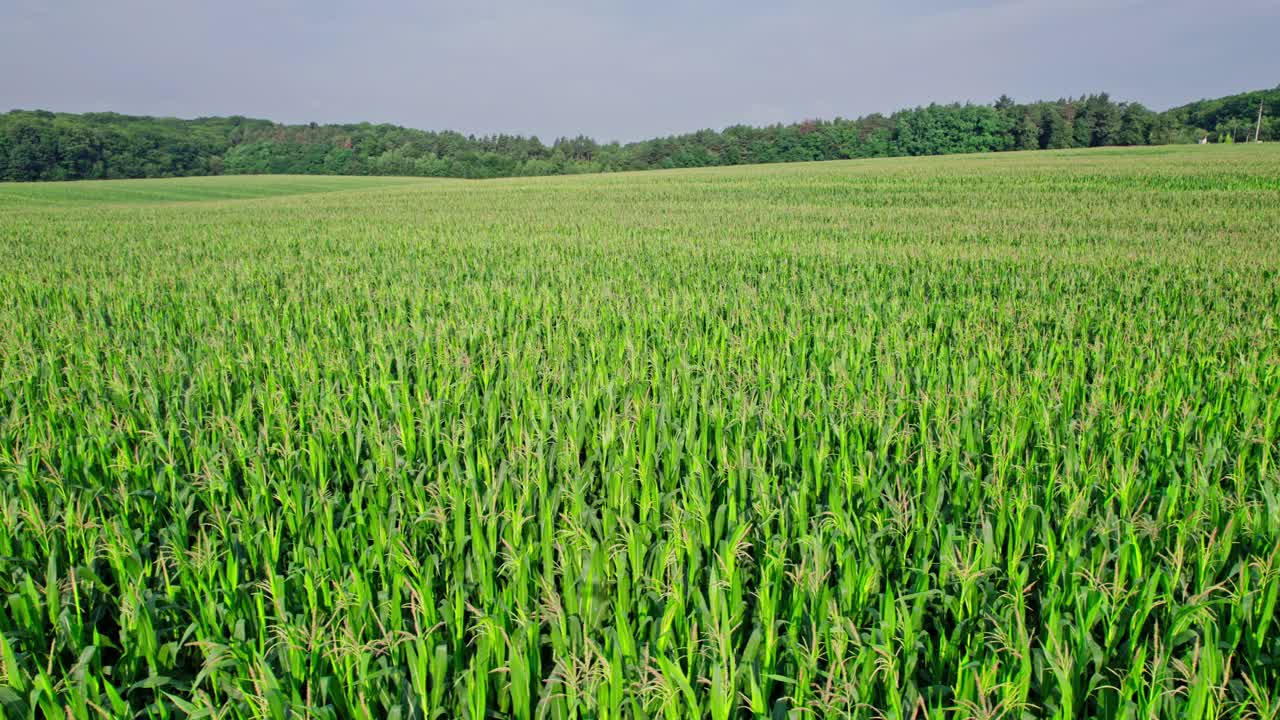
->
1199;136;1209;145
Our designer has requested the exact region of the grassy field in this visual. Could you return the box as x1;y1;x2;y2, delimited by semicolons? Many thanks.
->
1;144;1279;719
0;175;429;208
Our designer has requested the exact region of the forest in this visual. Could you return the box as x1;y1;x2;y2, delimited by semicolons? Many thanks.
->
1;87;1274;181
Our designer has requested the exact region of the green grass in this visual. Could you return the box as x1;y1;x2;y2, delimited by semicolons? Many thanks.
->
1;144;1279;719
0;174;433;208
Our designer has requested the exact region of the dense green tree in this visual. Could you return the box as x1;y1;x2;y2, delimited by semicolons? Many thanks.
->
1148;112;1177;145
1081;93;1123;146
1117;103;1154;145
3;86;1275;182
1013;107;1043;150
1164;86;1279;142
1068;102;1091;148
893;104;1013;156
1041;106;1072;149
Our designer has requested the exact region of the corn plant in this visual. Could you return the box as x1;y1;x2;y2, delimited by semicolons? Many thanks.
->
1;144;1278;718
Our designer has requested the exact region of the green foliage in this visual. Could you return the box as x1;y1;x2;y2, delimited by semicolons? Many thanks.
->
893;104;1014;156
1041;106;1072;149
0;111;268;181
1165;86;1280;143
1;145;1280;718
4;87;1277;183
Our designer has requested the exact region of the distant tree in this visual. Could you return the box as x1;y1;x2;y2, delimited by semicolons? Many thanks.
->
0;86;1272;181
1041;107;1071;149
3;116;59;180
1116;103;1153;145
1070;104;1092;147
1014;108;1042;150
995;95;1017;118
1148;113;1176;145
1077;93;1123;146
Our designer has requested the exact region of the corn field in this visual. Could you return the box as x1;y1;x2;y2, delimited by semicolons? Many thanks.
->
2;145;1279;718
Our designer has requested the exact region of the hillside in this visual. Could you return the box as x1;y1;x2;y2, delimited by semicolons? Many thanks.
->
1;86;1275;182
3;144;1279;717
1165;86;1279;143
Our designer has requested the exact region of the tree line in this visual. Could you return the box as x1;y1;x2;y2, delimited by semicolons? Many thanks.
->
2;87;1275;182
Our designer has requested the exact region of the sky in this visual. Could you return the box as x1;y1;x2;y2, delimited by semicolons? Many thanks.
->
2;0;1277;142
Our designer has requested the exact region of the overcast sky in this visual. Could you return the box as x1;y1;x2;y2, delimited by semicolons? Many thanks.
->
3;0;1276;142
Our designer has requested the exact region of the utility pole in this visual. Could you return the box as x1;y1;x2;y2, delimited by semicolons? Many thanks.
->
1256;99;1265;143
